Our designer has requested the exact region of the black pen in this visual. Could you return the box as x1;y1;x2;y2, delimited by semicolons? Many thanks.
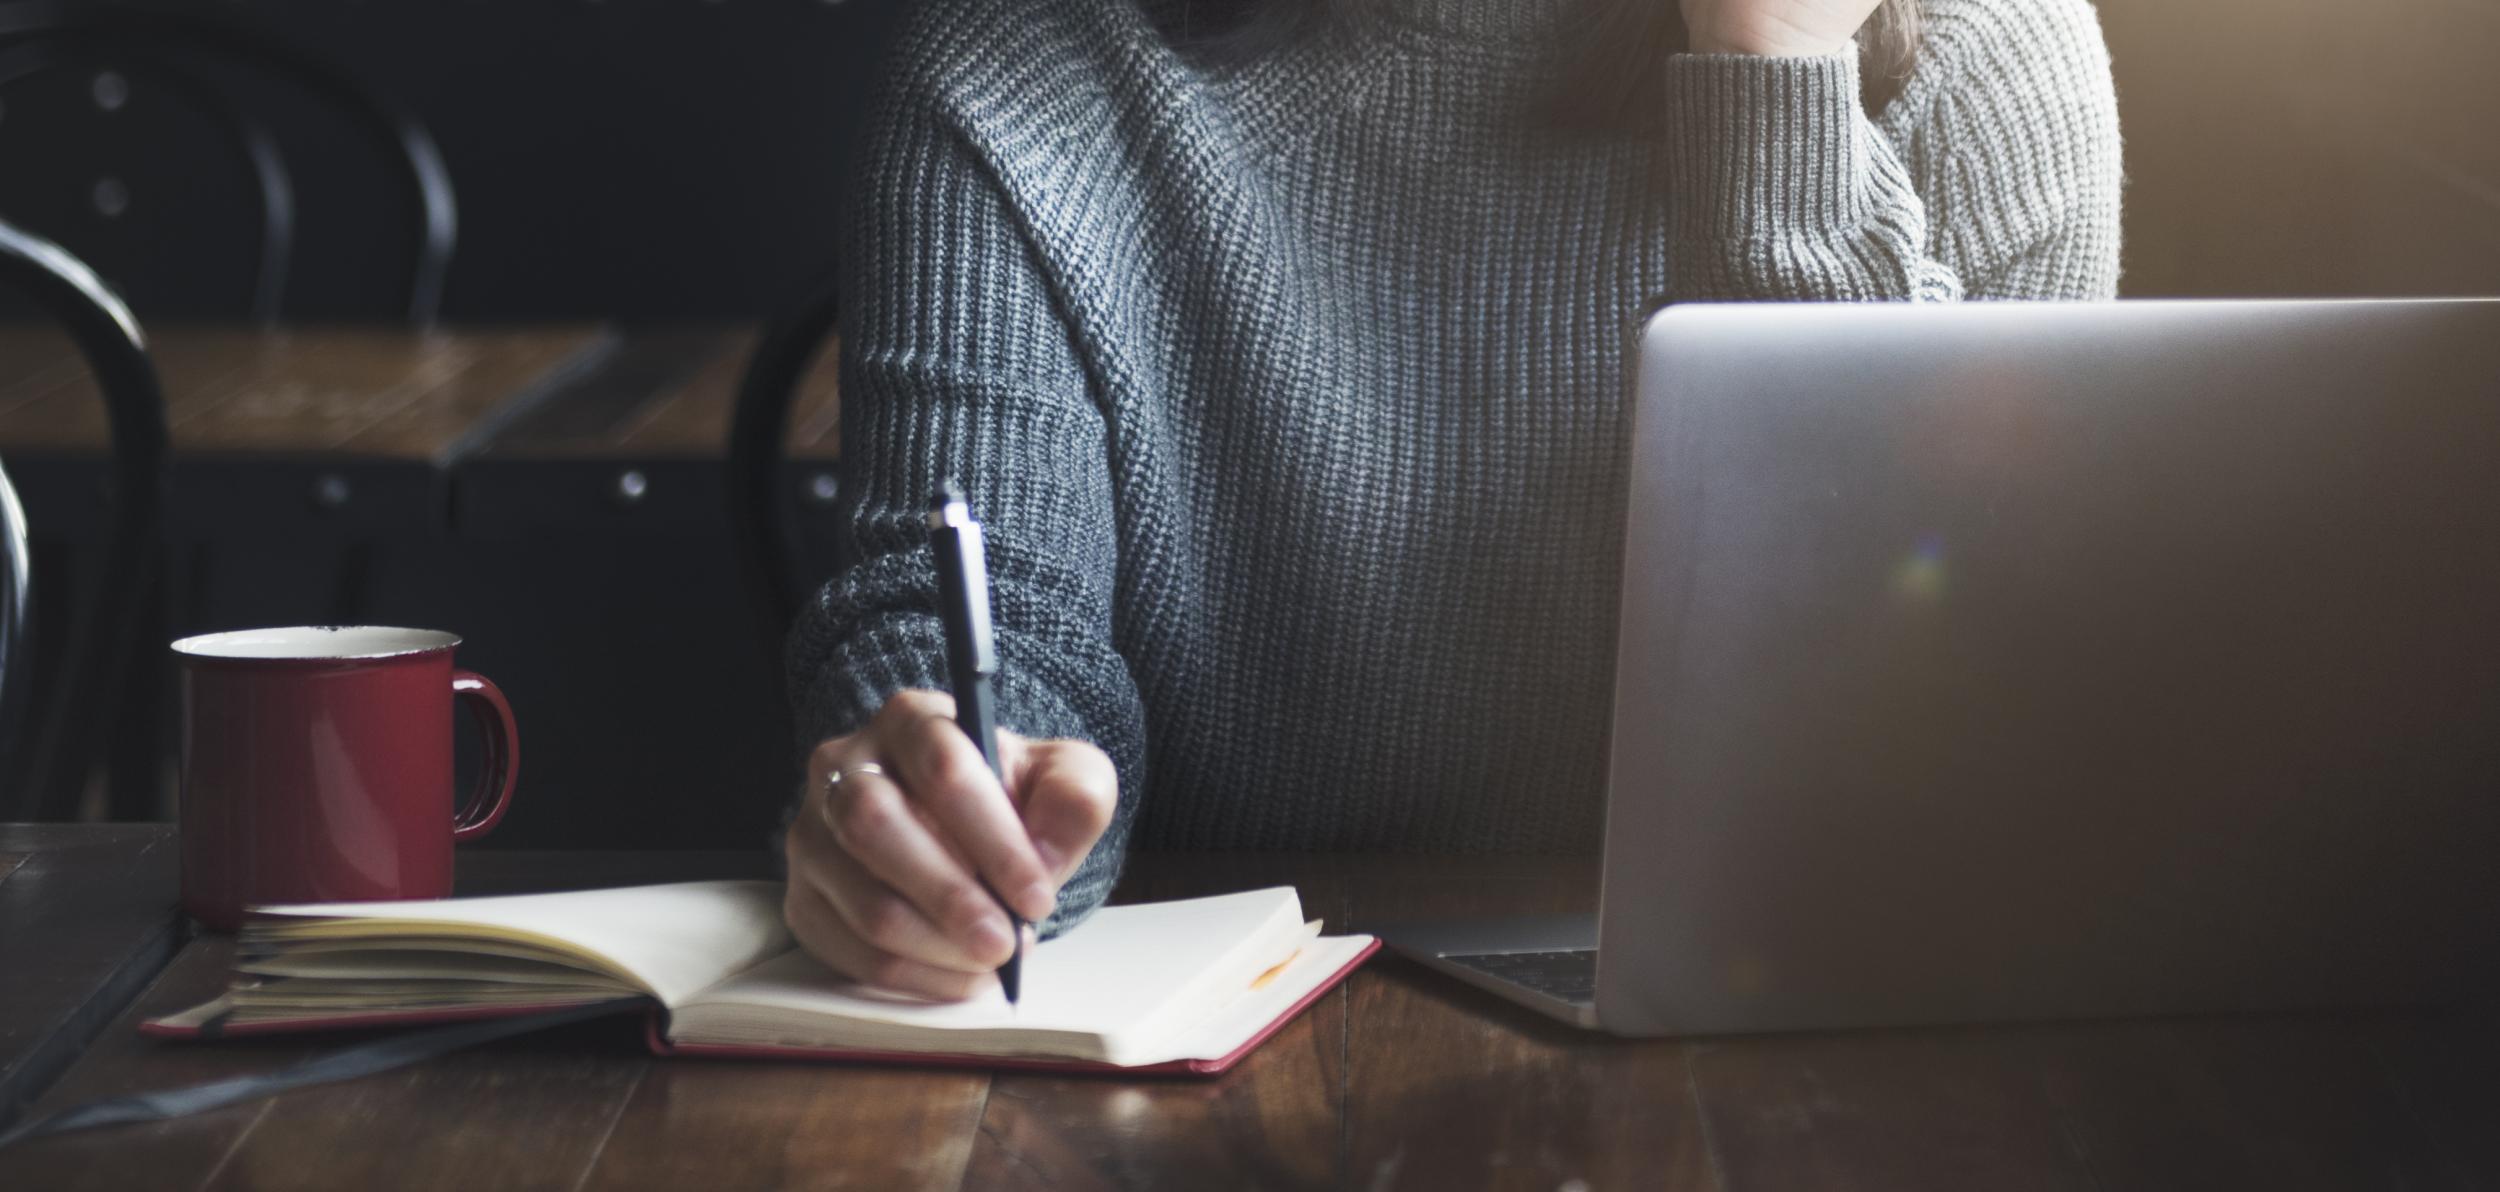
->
927;482;1025;1007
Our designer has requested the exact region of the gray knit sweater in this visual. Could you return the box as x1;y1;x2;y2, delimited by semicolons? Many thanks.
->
791;0;2123;930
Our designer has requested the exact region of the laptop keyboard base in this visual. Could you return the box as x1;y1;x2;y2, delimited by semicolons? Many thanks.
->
1441;949;1598;1005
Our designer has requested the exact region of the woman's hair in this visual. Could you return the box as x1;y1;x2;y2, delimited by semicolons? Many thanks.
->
1145;0;1925;123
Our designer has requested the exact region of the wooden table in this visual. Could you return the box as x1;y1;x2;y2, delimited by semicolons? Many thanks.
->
453;327;840;539
0;324;839;541
1;838;2493;1190
0;325;614;541
0;825;181;1125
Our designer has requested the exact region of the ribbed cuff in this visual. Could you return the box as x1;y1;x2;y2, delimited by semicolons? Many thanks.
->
800;621;1099;753
1664;49;1868;239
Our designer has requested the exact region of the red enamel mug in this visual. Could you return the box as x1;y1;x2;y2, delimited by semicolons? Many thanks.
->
174;626;518;931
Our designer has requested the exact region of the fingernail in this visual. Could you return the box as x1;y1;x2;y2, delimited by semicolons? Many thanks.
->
1015;881;1057;923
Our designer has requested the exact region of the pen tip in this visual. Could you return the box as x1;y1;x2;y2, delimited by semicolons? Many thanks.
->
932;479;966;508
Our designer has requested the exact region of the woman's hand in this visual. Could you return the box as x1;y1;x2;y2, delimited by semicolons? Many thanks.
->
1680;0;1883;58
783;689;1118;1000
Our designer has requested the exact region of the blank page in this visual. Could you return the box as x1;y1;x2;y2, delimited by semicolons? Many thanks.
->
674;887;1309;1063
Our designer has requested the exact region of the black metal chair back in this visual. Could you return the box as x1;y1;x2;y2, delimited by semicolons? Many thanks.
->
0;216;168;820
0;39;293;321
0;0;456;323
0;458;29;776
728;274;843;661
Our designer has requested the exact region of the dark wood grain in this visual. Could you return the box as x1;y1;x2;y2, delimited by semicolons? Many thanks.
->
0;825;182;1132
964;855;1350;1191
2;845;2494;1191
578;1056;989;1192
480;328;840;460
591;329;838;460
0;848;776;1190
2019;1014;2482;1192
1684;1024;2099;1192
447;328;840;539
1;940;292;1192
199;1017;649;1192
1338;856;1719;1192
0;330;106;426
0;327;610;461
470;329;749;458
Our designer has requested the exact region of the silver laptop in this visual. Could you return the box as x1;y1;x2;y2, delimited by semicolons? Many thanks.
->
1386;299;2500;1035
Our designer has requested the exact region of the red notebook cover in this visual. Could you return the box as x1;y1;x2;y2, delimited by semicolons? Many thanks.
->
139;1002;629;1040
647;938;1379;1076
140;938;1380;1078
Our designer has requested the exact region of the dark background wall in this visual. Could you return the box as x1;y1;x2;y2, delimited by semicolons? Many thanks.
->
0;0;902;321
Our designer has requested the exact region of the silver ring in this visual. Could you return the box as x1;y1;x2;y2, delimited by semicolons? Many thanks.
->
825;762;886;792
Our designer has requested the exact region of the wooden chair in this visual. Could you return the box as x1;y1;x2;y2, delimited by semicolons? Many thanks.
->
0;217;169;821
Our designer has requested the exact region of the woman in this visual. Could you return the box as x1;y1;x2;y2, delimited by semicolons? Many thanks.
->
783;0;2122;998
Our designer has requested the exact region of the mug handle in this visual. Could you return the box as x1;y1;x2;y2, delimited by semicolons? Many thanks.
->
451;670;519;842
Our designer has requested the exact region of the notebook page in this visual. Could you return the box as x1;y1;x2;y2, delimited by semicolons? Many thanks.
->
1123;932;1376;1066
249;881;790;1006
674;887;1307;1062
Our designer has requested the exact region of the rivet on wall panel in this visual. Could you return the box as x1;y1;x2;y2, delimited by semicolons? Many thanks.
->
312;474;353;510
91;70;129;112
92;177;130;218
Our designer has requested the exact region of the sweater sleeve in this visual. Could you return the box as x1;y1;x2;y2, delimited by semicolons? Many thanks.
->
787;66;1145;936
1662;0;2122;302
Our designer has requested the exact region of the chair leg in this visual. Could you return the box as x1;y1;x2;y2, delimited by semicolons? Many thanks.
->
104;573;172;820
25;538;90;821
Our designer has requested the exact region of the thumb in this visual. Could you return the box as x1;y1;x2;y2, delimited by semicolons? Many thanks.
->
1015;740;1119;883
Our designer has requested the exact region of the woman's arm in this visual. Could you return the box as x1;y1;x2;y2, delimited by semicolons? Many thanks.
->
783;53;1147;992
1665;0;2122;302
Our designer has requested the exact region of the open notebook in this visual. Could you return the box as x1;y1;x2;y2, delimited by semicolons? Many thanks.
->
143;882;1378;1075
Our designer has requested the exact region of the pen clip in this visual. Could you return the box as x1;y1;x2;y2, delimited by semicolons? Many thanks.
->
930;485;999;676
950;520;998;676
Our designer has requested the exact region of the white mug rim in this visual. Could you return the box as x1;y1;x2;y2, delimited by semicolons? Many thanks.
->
171;626;463;662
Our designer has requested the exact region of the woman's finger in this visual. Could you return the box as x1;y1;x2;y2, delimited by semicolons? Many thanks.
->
806;830;1011;971
815;744;1018;962
782;876;994;1001
875;693;1058;923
